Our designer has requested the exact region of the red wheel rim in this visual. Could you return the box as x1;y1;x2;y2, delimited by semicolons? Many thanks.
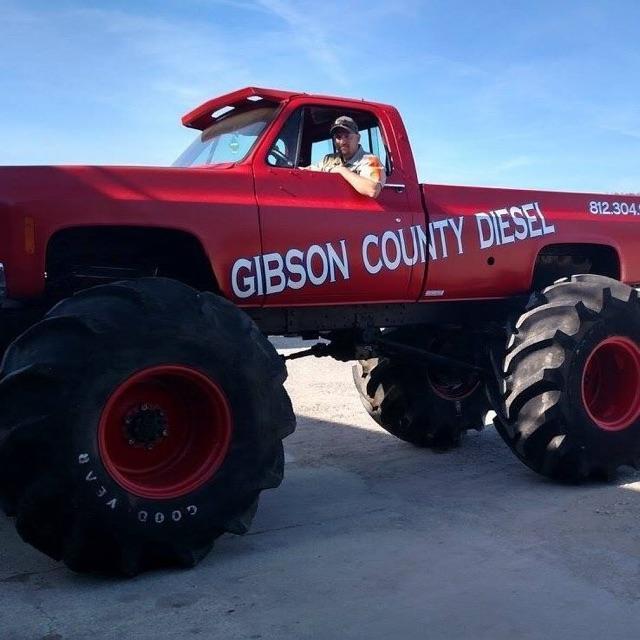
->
582;336;640;432
429;372;480;400
98;365;232;499
426;337;481;401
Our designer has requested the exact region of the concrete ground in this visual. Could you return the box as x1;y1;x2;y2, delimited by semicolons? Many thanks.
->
2;338;640;639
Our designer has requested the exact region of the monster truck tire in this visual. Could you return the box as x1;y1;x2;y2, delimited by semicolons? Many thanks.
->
352;335;488;448
494;274;640;482
0;307;44;365
0;278;295;575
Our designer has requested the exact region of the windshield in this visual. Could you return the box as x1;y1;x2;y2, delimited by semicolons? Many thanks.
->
173;105;278;167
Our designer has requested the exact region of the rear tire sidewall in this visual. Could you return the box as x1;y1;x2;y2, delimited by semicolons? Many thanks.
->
358;356;487;447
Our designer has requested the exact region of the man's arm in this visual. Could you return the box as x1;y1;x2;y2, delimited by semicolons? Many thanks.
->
330;165;383;198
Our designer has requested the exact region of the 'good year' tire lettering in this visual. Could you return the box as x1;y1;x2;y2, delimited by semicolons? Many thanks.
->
77;453;118;511
136;506;198;525
78;453;200;523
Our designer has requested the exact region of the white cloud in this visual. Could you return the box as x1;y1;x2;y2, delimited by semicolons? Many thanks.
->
254;0;347;86
591;105;640;141
493;155;535;173
69;7;254;95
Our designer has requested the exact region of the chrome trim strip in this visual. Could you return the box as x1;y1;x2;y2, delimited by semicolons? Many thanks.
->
384;183;406;189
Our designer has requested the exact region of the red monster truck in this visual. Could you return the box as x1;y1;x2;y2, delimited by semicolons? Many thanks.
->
1;87;639;574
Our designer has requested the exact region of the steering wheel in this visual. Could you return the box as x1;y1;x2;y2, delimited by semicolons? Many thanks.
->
268;147;294;168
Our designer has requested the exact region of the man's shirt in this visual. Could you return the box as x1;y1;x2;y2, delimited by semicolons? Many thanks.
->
312;145;386;187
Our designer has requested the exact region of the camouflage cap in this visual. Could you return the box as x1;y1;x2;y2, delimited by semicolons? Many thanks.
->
330;116;359;135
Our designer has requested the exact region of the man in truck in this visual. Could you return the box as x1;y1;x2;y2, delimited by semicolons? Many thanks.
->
310;115;386;198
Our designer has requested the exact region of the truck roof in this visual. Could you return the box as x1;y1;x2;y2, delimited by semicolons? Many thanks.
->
182;86;395;130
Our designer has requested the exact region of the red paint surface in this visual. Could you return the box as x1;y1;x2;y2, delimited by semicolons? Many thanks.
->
98;365;233;499
582;336;640;432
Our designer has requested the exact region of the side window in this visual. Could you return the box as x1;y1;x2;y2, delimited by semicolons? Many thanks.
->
266;105;391;174
310;138;334;165
304;107;390;174
359;126;388;172
266;109;303;168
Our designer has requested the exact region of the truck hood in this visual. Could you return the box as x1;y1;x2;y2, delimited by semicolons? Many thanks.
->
0;164;238;207
0;163;257;301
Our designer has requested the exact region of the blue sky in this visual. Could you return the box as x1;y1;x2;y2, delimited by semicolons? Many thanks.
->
1;0;638;193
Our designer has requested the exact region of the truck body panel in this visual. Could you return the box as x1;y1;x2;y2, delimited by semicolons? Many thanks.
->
422;184;639;300
0;87;637;314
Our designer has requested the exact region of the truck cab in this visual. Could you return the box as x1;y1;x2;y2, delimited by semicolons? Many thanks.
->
178;87;426;307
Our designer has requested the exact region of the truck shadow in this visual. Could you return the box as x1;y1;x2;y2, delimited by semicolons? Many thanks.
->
1;412;640;581
218;412;640;572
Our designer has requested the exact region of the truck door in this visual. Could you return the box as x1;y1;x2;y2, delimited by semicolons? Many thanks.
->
252;104;420;306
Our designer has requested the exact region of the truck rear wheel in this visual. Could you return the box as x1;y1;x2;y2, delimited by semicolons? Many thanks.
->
352;333;488;448
0;278;295;574
494;274;640;481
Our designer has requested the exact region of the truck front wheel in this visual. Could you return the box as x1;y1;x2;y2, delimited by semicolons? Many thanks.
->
0;278;295;574
495;274;640;481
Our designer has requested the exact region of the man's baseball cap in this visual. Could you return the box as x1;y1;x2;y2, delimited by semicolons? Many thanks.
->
330;116;358;135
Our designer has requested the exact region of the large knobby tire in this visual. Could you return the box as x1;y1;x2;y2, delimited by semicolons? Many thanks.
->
352;332;488;448
0;279;295;575
0;307;44;364
494;274;640;482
